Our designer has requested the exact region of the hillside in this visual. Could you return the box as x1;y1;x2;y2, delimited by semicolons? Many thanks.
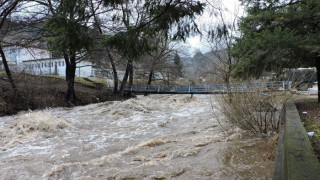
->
0;71;122;116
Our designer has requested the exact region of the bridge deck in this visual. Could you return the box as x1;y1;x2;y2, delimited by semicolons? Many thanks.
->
124;81;290;94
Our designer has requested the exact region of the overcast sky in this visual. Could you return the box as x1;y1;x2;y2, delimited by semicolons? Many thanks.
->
177;0;245;57
15;0;244;58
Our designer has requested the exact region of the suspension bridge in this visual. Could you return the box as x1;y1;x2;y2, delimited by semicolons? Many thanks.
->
124;81;290;94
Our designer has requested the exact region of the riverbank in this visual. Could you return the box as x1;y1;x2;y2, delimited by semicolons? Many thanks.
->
295;96;320;162
0;71;124;116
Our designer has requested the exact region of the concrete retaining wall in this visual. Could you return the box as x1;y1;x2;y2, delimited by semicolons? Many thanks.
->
273;100;320;180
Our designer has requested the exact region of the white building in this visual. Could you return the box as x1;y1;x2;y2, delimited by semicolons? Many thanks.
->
0;45;96;78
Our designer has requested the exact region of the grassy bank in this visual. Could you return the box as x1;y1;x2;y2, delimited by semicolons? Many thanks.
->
0;71;122;116
295;97;320;162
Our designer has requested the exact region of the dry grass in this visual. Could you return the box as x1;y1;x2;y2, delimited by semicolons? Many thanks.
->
263;134;279;160
46;75;108;88
87;77;108;84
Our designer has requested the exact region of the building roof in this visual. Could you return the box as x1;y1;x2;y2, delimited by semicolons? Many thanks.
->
22;57;64;63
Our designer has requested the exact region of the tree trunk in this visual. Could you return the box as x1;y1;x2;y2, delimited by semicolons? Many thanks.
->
144;70;154;96
129;61;133;86
226;56;232;84
127;60;133;96
0;45;16;90
316;57;320;103
147;70;153;85
119;60;131;96
64;53;77;103
167;69;170;85
64;53;70;81
106;49;118;94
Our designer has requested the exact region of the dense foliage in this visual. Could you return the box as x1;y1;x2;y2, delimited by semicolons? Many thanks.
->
232;0;320;79
44;0;93;55
103;0;205;60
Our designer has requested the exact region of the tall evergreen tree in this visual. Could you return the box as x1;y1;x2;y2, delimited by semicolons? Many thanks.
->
232;0;320;101
44;0;93;103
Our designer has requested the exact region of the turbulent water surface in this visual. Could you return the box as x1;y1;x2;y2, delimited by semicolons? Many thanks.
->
0;95;274;179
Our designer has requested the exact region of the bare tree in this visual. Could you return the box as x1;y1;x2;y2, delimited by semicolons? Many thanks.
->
88;0;120;94
0;0;21;90
205;0;241;83
102;0;205;96
137;33;175;86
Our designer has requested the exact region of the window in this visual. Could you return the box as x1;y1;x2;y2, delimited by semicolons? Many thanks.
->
10;47;16;53
59;62;61;66
62;61;64;66
41;63;43;68
51;62;53;67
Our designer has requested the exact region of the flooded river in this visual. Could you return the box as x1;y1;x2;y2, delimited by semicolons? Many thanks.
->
0;95;274;179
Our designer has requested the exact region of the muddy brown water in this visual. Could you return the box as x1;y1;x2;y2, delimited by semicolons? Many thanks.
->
0;95;273;179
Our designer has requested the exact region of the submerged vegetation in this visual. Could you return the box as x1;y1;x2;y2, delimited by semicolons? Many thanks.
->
217;91;287;135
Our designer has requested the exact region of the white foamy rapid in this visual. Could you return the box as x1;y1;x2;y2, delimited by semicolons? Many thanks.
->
0;95;274;179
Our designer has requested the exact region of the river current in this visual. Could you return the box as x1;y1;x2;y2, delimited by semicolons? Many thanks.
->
0;95;273;179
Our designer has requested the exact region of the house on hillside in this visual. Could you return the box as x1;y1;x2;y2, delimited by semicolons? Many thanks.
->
0;45;96;77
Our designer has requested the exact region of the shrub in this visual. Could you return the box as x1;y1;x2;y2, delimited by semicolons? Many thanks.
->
217;91;287;135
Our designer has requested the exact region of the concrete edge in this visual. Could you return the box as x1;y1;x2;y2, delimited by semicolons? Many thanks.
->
273;100;320;180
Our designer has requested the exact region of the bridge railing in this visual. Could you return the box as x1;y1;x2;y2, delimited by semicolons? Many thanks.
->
124;81;290;94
